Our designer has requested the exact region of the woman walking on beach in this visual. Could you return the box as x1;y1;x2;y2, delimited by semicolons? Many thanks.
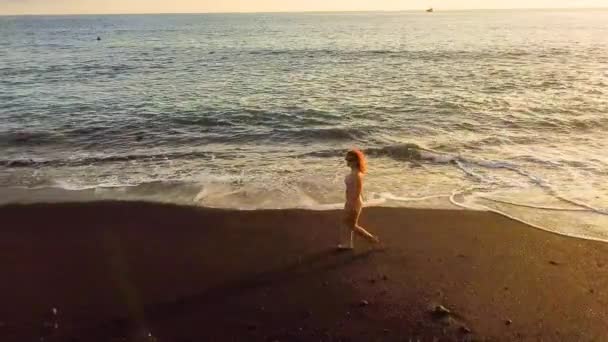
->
338;149;380;249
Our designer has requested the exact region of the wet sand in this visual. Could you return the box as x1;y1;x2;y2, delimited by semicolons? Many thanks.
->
1;201;607;341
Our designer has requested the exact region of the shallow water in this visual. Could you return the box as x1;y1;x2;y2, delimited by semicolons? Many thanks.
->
1;10;608;239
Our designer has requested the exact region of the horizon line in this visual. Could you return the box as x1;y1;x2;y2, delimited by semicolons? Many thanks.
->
1;7;607;17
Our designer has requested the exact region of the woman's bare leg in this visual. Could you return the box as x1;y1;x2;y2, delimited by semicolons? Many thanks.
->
337;222;354;249
344;208;379;244
352;224;380;243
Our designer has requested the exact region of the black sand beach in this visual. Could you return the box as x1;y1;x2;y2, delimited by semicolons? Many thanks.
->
1;201;607;341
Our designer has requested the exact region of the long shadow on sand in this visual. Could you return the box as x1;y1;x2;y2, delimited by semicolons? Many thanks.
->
89;248;381;338
146;248;379;320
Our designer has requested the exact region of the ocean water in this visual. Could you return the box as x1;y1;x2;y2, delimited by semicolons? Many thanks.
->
1;10;607;240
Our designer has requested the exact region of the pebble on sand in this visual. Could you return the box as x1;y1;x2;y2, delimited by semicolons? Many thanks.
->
359;300;370;307
433;305;451;316
505;319;513;326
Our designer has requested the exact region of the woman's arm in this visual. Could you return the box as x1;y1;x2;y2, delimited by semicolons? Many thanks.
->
355;173;363;199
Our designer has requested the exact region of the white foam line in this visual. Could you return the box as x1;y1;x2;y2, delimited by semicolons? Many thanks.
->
549;192;608;215
449;189;608;243
454;160;485;182
457;156;608;216
379;193;449;202
448;186;486;210
479;196;589;212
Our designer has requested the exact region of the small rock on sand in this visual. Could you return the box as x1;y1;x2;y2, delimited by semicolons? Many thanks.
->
460;325;472;334
359;300;370;307
433;305;451;316
549;260;560;266
505;319;513;326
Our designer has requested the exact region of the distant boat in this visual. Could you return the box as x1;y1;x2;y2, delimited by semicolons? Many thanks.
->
426;8;434;12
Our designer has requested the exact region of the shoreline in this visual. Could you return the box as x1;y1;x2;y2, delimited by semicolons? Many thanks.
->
2;201;607;341
3;185;608;244
0;184;463;210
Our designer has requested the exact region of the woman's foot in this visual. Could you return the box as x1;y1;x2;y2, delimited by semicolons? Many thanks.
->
370;236;387;251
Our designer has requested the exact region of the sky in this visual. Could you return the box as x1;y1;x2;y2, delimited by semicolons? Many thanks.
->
1;0;607;15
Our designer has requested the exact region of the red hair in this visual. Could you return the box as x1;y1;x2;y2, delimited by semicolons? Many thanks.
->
347;148;367;173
